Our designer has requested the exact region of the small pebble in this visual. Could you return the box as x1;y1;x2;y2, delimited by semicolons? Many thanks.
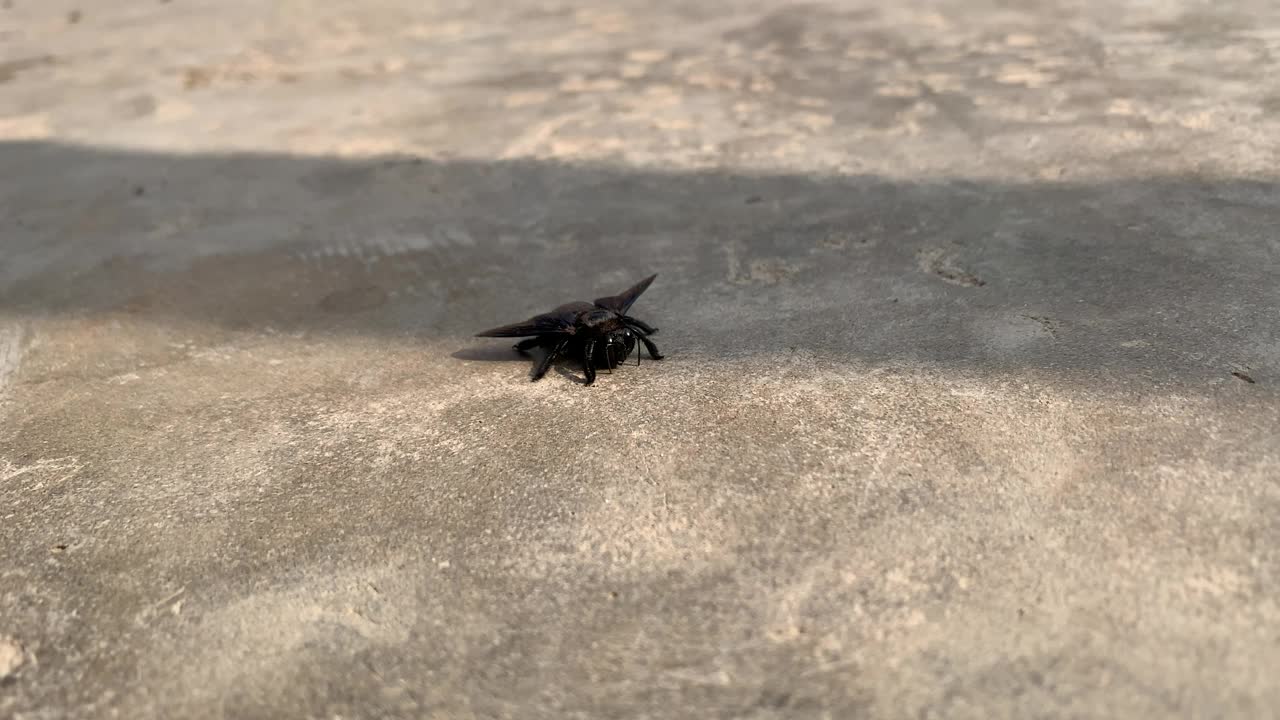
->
0;635;27;679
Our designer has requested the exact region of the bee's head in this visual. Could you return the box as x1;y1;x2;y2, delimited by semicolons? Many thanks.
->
604;327;637;366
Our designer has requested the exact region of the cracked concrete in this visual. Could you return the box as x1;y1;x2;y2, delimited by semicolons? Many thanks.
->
1;1;1278;718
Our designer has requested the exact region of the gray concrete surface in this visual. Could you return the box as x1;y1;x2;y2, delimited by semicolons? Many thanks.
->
2;0;1279;717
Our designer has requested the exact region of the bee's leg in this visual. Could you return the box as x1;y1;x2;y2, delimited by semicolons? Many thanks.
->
582;339;598;385
623;317;657;334
636;334;664;360
514;336;543;355
530;339;567;381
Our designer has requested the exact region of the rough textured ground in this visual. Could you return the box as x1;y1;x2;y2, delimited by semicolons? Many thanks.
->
2;1;1279;718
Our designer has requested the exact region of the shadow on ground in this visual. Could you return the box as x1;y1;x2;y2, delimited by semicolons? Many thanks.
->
1;140;1276;388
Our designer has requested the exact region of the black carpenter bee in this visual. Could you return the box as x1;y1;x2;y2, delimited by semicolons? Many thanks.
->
476;274;664;385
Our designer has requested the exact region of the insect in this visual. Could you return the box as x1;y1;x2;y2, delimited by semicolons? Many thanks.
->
475;274;665;385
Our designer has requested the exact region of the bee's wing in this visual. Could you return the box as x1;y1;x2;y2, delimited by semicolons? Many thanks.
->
475;302;591;337
593;274;657;315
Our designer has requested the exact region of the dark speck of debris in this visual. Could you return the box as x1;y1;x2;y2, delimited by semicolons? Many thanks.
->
1021;314;1060;339
183;67;212;91
1231;370;1256;384
0;55;56;84
133;185;145;197
935;266;986;287
51;544;68;553
918;249;986;287
891;298;899;303
758;690;792;709
67;9;81;23
745;195;763;204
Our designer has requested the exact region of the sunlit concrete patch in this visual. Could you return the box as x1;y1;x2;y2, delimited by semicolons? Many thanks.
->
2;0;1280;717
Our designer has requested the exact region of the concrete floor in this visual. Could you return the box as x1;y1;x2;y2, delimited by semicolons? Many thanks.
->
1;1;1278;718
